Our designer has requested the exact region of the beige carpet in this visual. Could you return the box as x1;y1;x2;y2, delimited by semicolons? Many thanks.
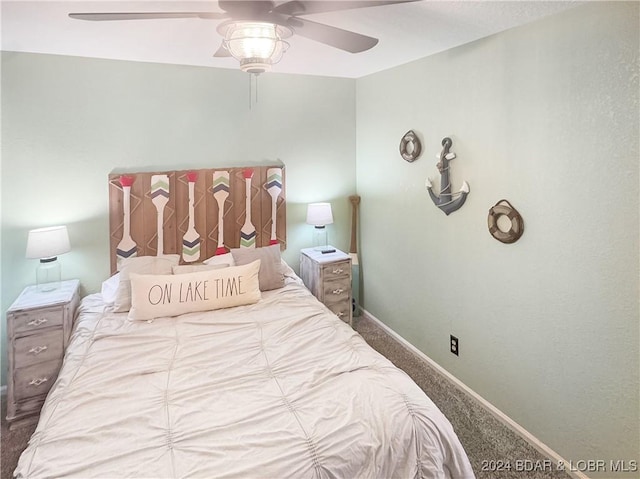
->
1;315;571;479
1;400;35;479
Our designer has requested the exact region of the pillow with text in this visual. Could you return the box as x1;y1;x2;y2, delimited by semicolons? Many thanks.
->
128;260;261;321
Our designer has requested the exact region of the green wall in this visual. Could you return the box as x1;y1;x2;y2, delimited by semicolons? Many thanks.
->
355;2;638;476
1;53;356;384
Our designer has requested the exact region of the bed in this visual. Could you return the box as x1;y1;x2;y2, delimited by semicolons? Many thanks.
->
14;166;475;478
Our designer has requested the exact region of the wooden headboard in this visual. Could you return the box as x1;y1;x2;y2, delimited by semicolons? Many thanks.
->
108;166;286;274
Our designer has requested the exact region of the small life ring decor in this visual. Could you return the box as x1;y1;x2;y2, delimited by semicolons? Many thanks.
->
488;199;524;244
399;130;422;162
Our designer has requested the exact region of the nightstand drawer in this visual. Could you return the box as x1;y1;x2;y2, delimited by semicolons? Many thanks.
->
326;302;351;323
14;329;64;368
13;360;61;401
321;261;350;280
322;278;351;302
12;306;64;335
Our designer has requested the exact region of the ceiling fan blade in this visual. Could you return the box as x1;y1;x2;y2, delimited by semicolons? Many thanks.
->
68;12;227;21
274;0;420;16
219;0;275;17
213;43;231;58
288;17;378;53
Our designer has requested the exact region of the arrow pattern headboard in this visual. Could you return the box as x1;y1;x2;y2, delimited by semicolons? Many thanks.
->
108;166;286;274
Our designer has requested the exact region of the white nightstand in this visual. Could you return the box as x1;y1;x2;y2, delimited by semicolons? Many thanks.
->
300;247;352;326
6;279;80;427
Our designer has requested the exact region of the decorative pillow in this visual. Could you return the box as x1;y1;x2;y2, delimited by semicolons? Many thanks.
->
230;244;284;291
101;272;120;305
172;263;228;275
203;252;236;268
113;255;180;312
128;260;261;321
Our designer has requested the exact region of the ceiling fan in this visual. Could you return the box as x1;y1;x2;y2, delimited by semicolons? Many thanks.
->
69;0;419;74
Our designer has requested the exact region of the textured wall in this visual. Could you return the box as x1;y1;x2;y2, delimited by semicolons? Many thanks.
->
1;53;356;384
355;2;638;476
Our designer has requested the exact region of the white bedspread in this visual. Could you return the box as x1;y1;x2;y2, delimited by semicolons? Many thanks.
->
15;279;475;479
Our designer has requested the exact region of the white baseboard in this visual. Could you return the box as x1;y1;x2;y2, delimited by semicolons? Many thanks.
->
361;309;590;479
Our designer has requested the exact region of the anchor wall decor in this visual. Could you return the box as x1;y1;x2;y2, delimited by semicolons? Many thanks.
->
426;137;470;215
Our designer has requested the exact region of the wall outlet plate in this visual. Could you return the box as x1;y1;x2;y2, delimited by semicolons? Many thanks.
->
450;335;459;356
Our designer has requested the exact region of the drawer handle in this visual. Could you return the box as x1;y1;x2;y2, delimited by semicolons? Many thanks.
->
28;377;49;387
332;268;344;274
332;288;344;295
27;318;48;327
29;345;48;355
336;311;345;318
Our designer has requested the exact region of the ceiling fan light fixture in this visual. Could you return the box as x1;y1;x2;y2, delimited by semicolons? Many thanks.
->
218;21;292;74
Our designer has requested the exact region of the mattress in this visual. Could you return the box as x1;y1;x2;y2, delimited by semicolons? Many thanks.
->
15;274;475;479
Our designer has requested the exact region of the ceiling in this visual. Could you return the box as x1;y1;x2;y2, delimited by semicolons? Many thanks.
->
1;0;581;78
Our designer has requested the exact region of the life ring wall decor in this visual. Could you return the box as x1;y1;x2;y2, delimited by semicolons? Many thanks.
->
488;199;524;244
399;130;422;162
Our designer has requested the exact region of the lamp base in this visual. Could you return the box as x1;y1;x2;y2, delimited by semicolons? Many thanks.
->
36;257;61;292
312;225;329;252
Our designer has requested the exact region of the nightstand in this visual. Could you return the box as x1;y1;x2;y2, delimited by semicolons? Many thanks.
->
6;279;80;427
300;247;352;326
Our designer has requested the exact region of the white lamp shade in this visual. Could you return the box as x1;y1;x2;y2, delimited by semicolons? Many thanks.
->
26;225;71;259
306;203;334;226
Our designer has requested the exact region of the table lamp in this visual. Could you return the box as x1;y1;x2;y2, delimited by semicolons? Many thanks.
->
26;225;71;292
306;203;333;253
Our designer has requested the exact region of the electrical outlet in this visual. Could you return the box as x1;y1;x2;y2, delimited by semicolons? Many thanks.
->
450;335;459;356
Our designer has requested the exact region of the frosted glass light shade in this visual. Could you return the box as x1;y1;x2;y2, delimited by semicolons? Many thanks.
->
306;203;334;226
218;21;292;74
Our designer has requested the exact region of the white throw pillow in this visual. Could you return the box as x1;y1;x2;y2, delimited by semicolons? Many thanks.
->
113;255;180;312
230;244;284;291
101;273;120;305
128;260;261;321
203;252;236;268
